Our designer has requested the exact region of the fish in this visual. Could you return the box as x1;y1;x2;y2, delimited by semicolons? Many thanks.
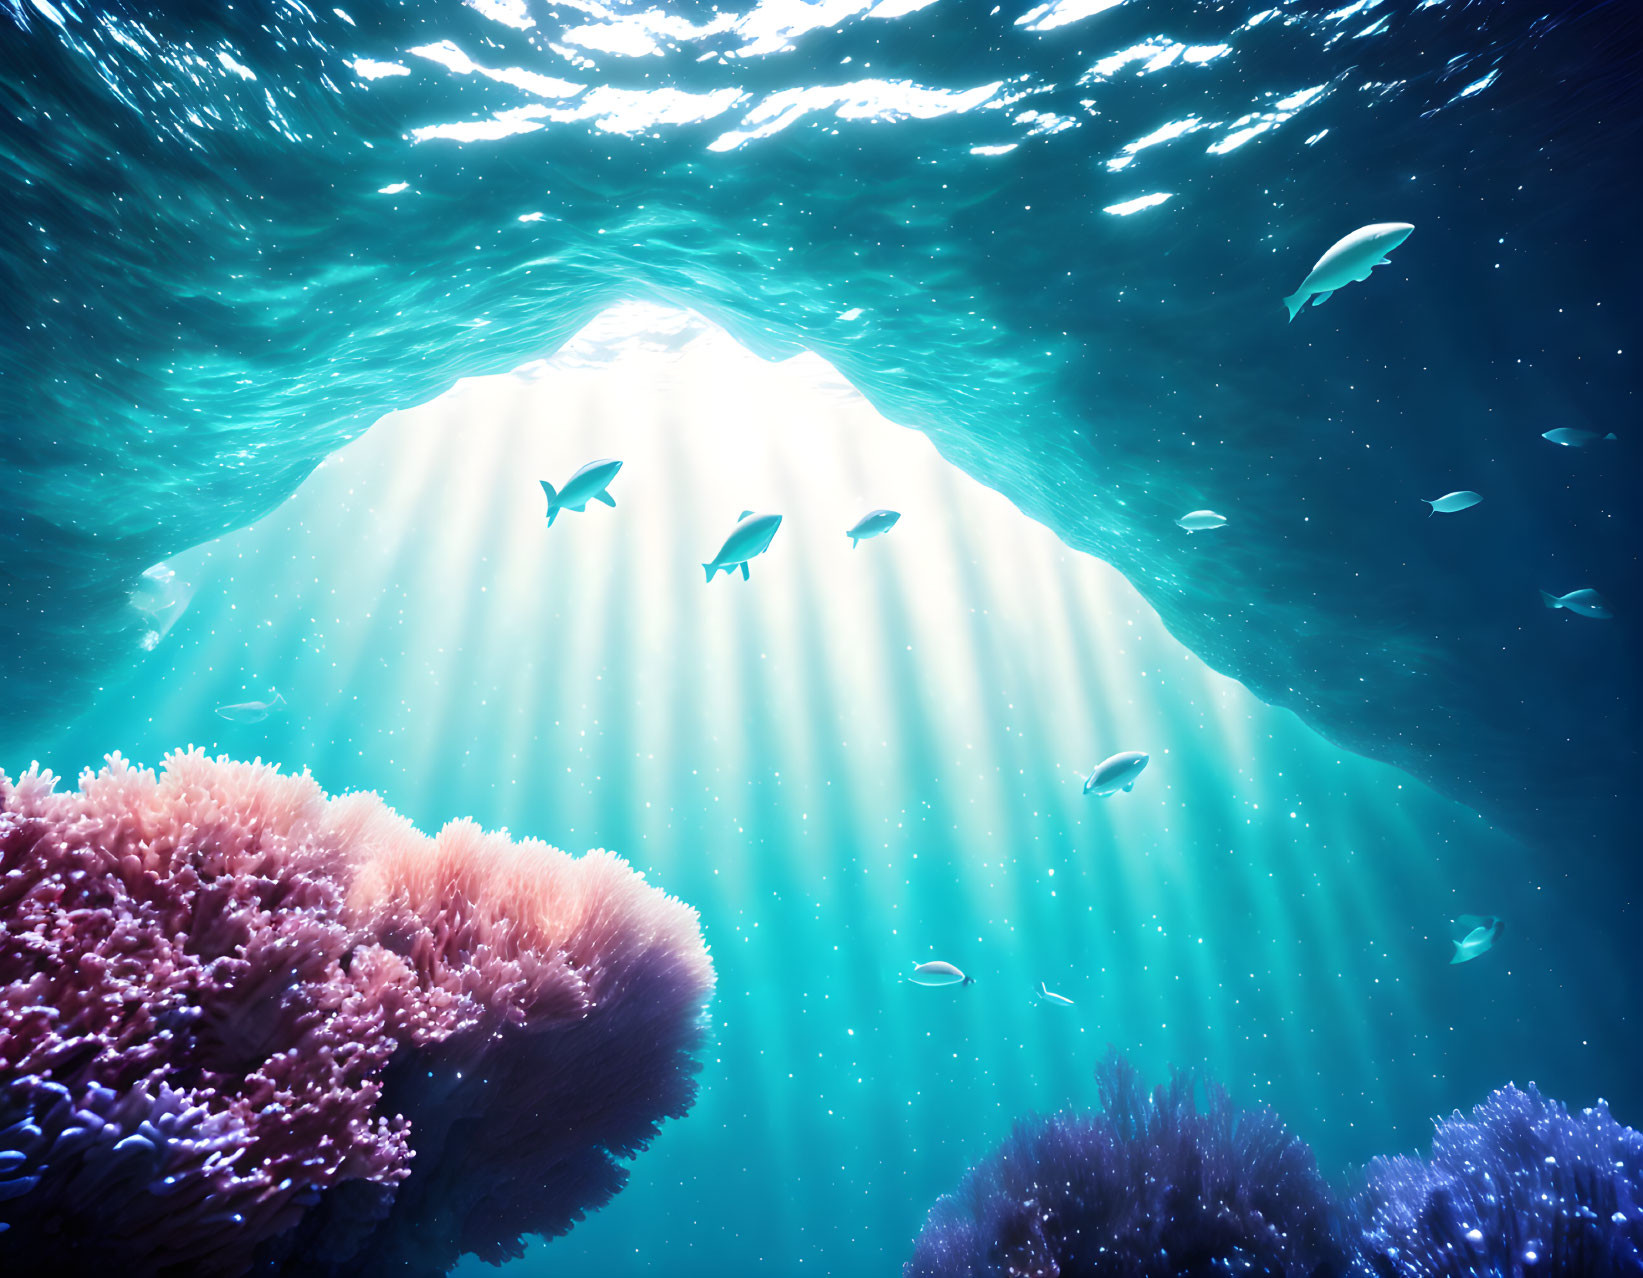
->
1036;981;1074;1007
1423;490;1482;516
1540;588;1612;619
129;561;195;650
703;511;782;582
1450;914;1503;965
1083;750;1149;797
540;458;622;527
1542;428;1617;447
215;691;287;723
1176;509;1228;533
911;961;973;987
1283;222;1414;322
847;508;901;548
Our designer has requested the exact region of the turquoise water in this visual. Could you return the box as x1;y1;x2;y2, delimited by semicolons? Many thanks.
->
4;0;1640;1271
25;308;1627;1275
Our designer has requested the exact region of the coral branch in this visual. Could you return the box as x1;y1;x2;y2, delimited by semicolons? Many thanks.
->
1354;1083;1643;1277
0;750;713;1276
906;1050;1348;1278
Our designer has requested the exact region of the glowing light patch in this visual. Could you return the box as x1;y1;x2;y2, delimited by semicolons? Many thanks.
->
867;0;944;17
412;108;548;143
1102;192;1172;216
1183;44;1230;64
564;23;667;57
466;0;535;30
971;142;1019;155
734;0;878;57
1084;39;1188;81
1454;68;1499;99
352;58;411;80
1105;115;1203;169
1014;0;1125;34
550;86;749;134
1275;84;1328;111
216;52;257;82
409;40;584;98
1206;83;1327;155
377;181;410;194
709;79;1000;151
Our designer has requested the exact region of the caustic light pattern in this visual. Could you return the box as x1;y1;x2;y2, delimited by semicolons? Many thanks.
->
0;751;714;1277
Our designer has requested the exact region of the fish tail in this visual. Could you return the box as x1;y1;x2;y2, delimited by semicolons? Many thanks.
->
703;563;717;583
1283;289;1306;322
1540;590;1561;609
1606;432;1619;440
540;480;558;524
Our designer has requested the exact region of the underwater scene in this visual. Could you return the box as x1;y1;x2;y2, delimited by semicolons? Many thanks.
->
2;0;1639;1275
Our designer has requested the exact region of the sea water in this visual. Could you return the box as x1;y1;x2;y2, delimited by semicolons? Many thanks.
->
20;306;1630;1275
2;0;1639;1274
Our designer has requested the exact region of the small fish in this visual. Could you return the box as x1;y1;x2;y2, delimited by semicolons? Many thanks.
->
1036;981;1074;1007
1450;914;1503;965
540;458;622;527
1542;428;1617;448
1540;588;1612;619
847;508;901;548
1283;222;1414;322
1083;750;1150;797
910;961;973;987
703;511;781;582
1424;490;1482;516
1176;510;1228;533
215;691;287;724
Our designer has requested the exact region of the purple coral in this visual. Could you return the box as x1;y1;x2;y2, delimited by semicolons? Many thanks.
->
1353;1083;1643;1277
906;1051;1348;1278
0;750;714;1276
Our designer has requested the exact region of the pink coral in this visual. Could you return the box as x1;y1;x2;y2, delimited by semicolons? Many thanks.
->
0;750;713;1276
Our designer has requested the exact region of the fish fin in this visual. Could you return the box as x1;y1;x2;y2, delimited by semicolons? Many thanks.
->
1540;590;1561;609
1375;257;1391;266
1450;943;1467;964
1283;289;1307;322
1122;782;1134;792
1313;290;1334;307
963;976;975;986
1606;432;1619;440
740;561;750;581
595;490;615;507
568;502;587;512
850;536;859;548
703;563;717;583
739;509;754;521
271;691;286;710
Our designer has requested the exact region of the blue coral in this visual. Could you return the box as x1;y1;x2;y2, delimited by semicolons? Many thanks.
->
906;1051;1349;1277
1353;1083;1643;1277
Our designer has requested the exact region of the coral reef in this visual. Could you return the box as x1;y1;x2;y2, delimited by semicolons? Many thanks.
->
0;750;714;1277
905;1051;1348;1278
1353;1083;1643;1277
